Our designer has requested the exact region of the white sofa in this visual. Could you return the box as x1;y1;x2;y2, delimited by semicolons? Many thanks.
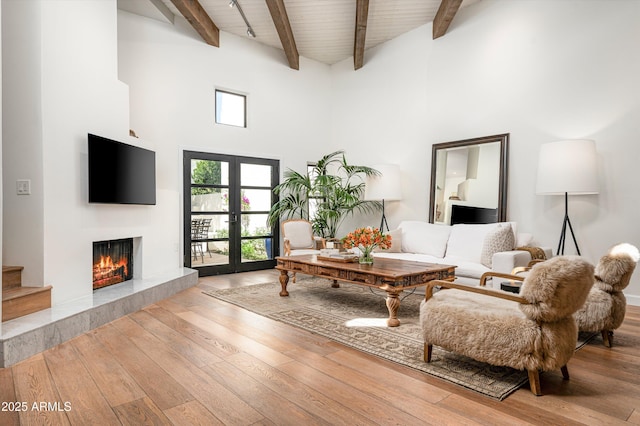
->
373;221;552;287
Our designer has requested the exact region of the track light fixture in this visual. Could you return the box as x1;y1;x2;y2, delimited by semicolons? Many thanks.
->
229;0;256;38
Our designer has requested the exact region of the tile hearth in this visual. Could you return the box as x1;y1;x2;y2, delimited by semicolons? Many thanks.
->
0;267;198;367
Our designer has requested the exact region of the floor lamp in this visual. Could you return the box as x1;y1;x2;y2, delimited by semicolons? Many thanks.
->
365;164;402;232
536;139;599;255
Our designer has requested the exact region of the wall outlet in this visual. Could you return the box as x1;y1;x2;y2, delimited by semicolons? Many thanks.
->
16;179;31;195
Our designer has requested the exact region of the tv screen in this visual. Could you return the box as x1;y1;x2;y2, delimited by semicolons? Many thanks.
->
450;205;497;225
88;133;156;205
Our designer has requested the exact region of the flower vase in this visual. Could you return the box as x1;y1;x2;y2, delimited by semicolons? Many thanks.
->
359;246;374;265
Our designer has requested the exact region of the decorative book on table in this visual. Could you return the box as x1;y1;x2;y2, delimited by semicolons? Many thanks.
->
317;251;359;263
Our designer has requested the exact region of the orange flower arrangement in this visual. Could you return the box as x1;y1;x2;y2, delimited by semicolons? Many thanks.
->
342;227;392;264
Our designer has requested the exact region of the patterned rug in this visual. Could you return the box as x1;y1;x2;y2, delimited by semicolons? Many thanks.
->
203;276;595;400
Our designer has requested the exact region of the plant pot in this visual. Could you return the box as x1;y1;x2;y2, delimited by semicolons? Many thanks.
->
327;238;346;252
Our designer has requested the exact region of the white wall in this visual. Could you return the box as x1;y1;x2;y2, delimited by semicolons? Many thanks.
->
1;1;3;328
117;12;332;164
3;0;639;306
2;0;45;288
39;0;138;304
3;0;167;304
330;0;640;301
3;2;331;305
2;0;136;303
117;9;332;265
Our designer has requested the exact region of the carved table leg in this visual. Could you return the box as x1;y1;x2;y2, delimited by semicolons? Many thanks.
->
385;290;401;327
331;280;340;288
279;270;290;297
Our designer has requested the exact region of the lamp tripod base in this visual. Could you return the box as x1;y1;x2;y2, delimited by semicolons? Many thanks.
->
380;199;389;232
557;192;581;256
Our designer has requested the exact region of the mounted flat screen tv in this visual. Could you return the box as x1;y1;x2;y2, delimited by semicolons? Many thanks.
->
88;133;156;205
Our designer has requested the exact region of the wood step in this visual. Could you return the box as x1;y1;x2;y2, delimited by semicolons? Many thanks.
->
2;285;52;322
2;266;24;290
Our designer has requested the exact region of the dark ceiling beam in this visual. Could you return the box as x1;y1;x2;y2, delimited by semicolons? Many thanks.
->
266;0;299;70
353;0;369;70
433;0;463;39
169;0;220;47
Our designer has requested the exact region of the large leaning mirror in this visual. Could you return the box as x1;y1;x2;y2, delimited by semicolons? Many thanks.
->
429;133;509;225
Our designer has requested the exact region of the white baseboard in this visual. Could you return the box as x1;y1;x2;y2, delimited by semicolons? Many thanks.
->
626;294;640;306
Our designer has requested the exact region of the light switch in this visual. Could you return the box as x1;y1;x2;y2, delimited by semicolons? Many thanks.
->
17;179;31;195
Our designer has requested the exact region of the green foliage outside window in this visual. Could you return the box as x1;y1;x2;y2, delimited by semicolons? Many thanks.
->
192;160;222;195
211;227;270;261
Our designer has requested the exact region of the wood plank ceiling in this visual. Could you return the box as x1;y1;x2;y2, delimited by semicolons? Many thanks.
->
121;0;480;70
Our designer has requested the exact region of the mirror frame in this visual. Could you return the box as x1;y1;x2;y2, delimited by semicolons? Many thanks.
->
428;133;509;223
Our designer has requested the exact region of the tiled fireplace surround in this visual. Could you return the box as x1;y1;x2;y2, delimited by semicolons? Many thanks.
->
0;237;198;367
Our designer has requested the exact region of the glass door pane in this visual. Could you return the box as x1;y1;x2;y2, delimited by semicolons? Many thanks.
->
189;159;230;268
239;162;276;264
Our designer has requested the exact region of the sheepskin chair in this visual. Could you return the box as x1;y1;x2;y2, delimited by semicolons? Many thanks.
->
420;256;594;396
574;243;639;347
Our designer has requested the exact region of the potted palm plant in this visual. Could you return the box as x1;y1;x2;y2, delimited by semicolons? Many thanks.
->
267;150;381;239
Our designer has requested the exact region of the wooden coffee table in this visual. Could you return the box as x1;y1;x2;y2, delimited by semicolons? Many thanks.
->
275;255;456;327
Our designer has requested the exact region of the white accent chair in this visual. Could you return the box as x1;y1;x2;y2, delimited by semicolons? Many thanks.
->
281;219;326;282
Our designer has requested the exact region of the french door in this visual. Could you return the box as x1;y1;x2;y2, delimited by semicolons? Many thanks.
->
183;151;279;276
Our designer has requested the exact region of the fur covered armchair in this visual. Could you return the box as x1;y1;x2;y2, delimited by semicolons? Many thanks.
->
574;243;639;347
420;256;594;396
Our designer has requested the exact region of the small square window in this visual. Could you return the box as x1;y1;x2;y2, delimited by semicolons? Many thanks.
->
215;89;246;128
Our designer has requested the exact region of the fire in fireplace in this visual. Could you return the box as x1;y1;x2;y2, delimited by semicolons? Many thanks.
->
93;238;133;290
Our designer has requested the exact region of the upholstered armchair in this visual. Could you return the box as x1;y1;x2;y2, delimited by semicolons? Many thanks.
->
281;219;326;282
420;256;594;396
574;243;639;347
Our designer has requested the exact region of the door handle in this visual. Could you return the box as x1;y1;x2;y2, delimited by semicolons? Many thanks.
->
226;213;238;224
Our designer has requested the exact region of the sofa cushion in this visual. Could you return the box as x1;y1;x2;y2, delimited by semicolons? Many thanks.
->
373;252;443;264
445;223;499;263
480;223;515;268
398;221;451;258
442;256;491;279
374;252;489;279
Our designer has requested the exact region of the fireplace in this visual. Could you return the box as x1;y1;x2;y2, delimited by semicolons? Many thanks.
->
93;238;133;290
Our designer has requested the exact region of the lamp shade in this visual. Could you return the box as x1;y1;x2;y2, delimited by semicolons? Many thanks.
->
365;164;402;201
536;139;599;195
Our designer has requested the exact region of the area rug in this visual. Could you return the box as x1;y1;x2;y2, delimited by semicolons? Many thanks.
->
203;276;596;400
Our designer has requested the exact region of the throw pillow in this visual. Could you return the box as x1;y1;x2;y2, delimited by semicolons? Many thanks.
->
447;223;499;263
376;228;402;253
481;223;515;268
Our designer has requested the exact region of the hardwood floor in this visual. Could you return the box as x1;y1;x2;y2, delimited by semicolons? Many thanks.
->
1;269;639;425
